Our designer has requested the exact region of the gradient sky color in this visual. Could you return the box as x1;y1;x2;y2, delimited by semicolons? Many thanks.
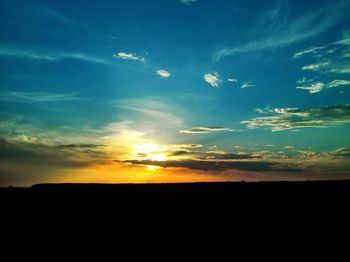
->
1;0;350;186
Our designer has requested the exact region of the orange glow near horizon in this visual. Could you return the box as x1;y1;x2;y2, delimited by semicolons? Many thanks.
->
45;161;241;185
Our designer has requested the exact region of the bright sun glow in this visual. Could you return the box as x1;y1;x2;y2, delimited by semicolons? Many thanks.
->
133;143;162;154
148;154;167;161
133;143;168;162
147;165;161;171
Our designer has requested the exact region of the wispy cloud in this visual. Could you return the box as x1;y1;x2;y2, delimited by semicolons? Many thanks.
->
241;81;255;89
332;147;350;157
180;127;235;134
122;159;300;173
294;35;350;75
180;0;196;5
121;145;350;175
55;144;106;149
214;1;350;60
35;2;87;28
0;92;87;102
302;62;330;71
204;73;221;87
296;78;350;94
329;66;350;74
328;80;350;88
115;98;184;127
0;46;110;64
242;105;350;131
156;69;171;78
0;137;102;167
294;36;350;60
112;97;186;143
296;80;326;94
227;77;254;89
293;46;326;59
293;35;350;94
113;52;145;62
2;0;87;28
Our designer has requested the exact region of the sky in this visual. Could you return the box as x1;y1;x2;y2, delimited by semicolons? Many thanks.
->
1;0;350;186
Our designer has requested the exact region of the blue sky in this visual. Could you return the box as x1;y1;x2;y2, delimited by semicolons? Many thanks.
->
1;0;350;185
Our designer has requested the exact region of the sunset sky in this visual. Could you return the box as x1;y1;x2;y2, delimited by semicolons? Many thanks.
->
1;0;350;186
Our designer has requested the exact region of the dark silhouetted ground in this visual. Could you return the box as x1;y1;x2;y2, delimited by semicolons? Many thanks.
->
1;181;350;210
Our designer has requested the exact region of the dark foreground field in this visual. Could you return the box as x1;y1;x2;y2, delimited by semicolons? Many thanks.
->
1;180;350;209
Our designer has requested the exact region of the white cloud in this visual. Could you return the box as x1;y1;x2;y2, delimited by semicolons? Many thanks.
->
228;78;238;83
113;52;145;62
180;0;196;5
241;81;255;89
204;73;221;87
156;69;171;78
